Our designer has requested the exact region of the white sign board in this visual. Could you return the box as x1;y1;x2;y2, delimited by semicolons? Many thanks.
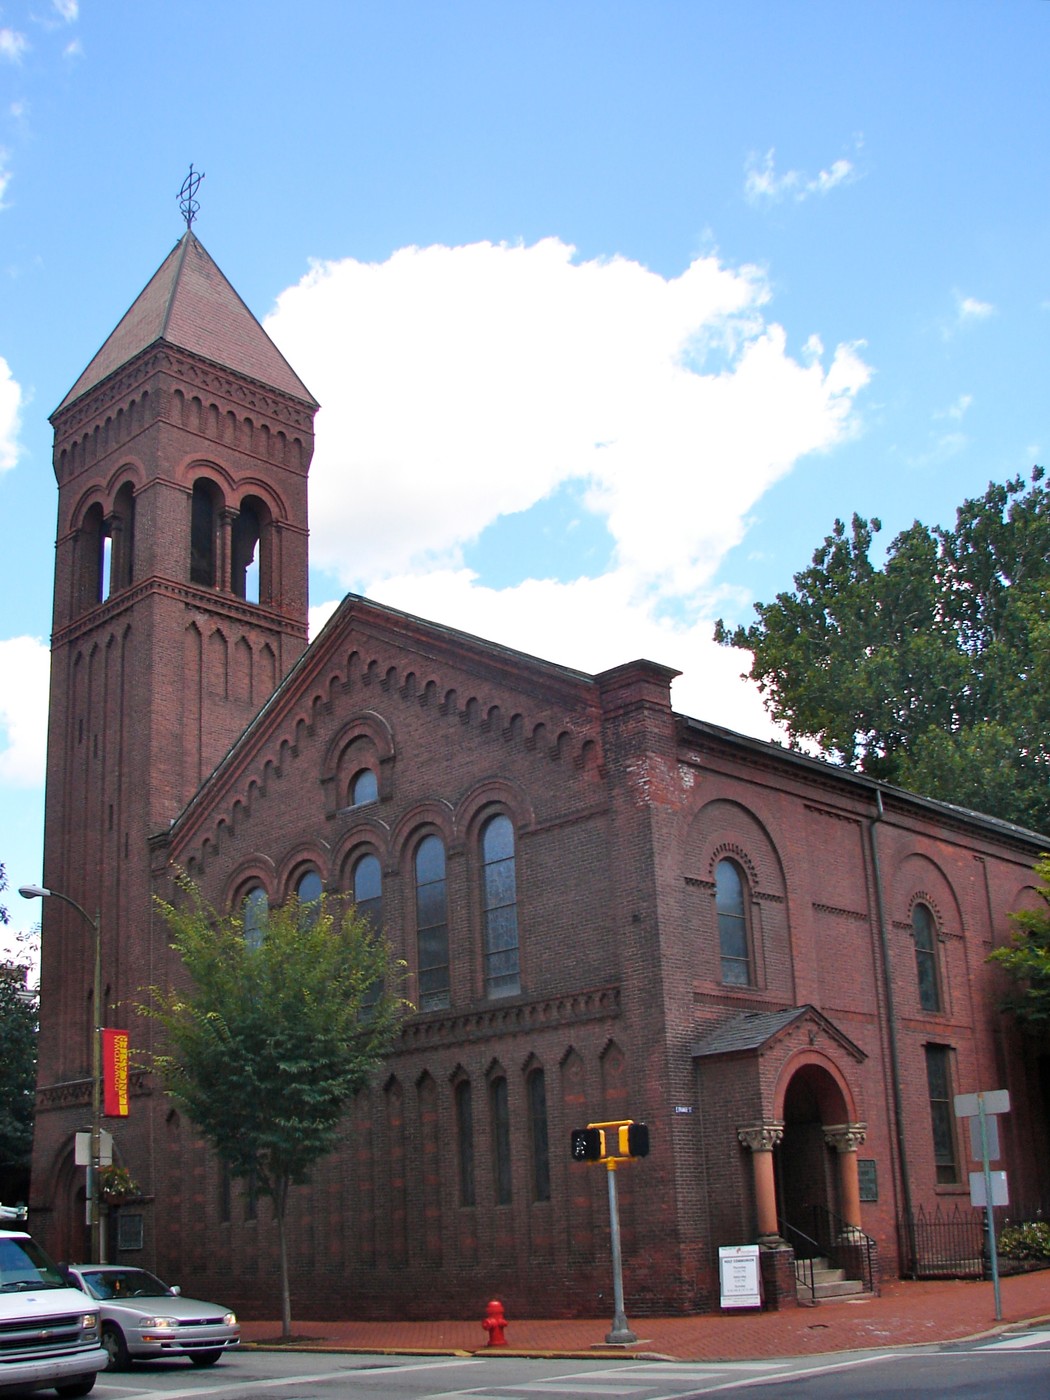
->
969;1114;1000;1162
719;1245;762;1309
970;1170;1009;1208
74;1129;113;1166
955;1089;1010;1118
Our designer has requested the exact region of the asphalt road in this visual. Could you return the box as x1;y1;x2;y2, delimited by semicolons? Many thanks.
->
75;1327;1050;1400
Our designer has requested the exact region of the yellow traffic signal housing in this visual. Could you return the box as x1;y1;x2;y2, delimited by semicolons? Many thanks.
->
569;1119;649;1162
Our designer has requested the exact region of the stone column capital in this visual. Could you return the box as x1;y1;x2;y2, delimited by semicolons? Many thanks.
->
824;1122;867;1153
737;1121;784;1153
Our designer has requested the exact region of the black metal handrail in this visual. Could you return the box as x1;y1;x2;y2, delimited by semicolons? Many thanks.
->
780;1207;876;1296
777;1217;817;1295
809;1203;876;1294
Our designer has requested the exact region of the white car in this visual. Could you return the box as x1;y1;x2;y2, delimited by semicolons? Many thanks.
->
63;1265;239;1371
0;1208;106;1397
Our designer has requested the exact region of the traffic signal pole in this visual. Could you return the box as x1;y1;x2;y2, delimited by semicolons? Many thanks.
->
604;1158;637;1345
570;1119;649;1346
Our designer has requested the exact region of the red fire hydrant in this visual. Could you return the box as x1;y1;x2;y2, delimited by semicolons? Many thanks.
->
482;1299;508;1347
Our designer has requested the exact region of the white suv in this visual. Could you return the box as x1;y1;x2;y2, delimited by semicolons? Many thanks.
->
0;1206;107;1397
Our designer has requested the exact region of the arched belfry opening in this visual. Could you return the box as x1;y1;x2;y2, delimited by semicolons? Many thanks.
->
230;494;273;604
190;478;223;587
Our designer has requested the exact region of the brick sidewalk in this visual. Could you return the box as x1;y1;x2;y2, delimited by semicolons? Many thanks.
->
239;1267;1050;1362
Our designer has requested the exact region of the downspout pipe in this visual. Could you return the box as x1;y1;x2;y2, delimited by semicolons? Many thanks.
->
868;787;916;1238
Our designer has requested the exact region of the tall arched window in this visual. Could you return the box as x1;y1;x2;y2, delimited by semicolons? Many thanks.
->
296;869;323;927
243;886;268;950
481;814;519;998
527;1068;551;1203
352;854;382;928
716;858;752;986
913;903;941;1012
353;854;383;1013
415;835;449;1011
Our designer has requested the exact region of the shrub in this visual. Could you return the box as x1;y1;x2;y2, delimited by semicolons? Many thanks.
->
999;1220;1050;1260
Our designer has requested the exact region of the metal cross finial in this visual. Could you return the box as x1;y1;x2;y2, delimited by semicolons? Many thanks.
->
178;164;204;230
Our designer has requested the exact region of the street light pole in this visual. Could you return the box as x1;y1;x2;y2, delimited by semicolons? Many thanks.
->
19;883;103;1265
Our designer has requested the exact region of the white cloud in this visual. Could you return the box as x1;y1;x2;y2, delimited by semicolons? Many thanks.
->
0;637;50;787
270;238;869;740
315;567;777;739
0;28;28;61
941;292;996;341
53;0;79;21
268;239;868;594
745;148;855;205
935;394;973;421
957;294;994;322
0;356;22;470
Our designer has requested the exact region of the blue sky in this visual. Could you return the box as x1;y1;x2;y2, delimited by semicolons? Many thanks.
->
1;1;1047;952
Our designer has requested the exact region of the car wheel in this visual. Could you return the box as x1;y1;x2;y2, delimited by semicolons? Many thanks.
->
101;1322;130;1371
189;1349;224;1367
55;1376;97;1398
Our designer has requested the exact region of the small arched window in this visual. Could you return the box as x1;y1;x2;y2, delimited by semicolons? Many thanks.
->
296;869;323;927
716;859;752;986
351;769;378;806
913;903;941;1012
415;835;449;1011
481;814;519;998
243;886;268;950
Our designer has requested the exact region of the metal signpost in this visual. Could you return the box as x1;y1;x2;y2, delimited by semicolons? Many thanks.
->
954;1088;1010;1321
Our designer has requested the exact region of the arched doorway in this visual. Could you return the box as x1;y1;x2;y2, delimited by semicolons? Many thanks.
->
774;1058;856;1237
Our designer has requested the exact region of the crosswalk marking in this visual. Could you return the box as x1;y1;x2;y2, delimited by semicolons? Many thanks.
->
984;1328;1050;1351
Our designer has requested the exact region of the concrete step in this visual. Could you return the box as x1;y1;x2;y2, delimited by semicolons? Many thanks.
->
796;1257;870;1303
811;1278;869;1300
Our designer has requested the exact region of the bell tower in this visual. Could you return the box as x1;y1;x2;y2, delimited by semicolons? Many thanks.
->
32;226;318;1253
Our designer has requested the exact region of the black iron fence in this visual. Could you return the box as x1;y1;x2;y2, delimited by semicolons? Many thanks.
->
897;1201;1050;1279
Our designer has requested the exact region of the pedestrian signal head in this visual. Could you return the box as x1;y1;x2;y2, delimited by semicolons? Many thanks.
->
570;1127;605;1161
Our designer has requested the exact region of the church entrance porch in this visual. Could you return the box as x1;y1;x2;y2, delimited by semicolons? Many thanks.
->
771;1061;875;1300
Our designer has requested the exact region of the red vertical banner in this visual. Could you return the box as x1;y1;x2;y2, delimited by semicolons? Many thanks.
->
103;1029;130;1117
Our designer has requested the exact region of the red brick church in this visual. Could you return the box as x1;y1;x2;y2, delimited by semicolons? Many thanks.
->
29;227;1049;1319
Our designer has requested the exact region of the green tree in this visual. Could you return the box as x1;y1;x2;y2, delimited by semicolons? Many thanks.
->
144;876;407;1338
989;853;1050;1029
715;468;1050;832
0;862;38;1202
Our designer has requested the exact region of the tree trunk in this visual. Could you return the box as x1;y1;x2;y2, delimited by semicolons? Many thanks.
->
275;1178;291;1339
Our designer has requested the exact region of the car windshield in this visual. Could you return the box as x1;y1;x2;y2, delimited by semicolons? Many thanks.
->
79;1267;171;1300
0;1235;69;1291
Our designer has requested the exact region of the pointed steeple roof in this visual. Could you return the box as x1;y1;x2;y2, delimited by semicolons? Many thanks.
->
55;232;316;414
